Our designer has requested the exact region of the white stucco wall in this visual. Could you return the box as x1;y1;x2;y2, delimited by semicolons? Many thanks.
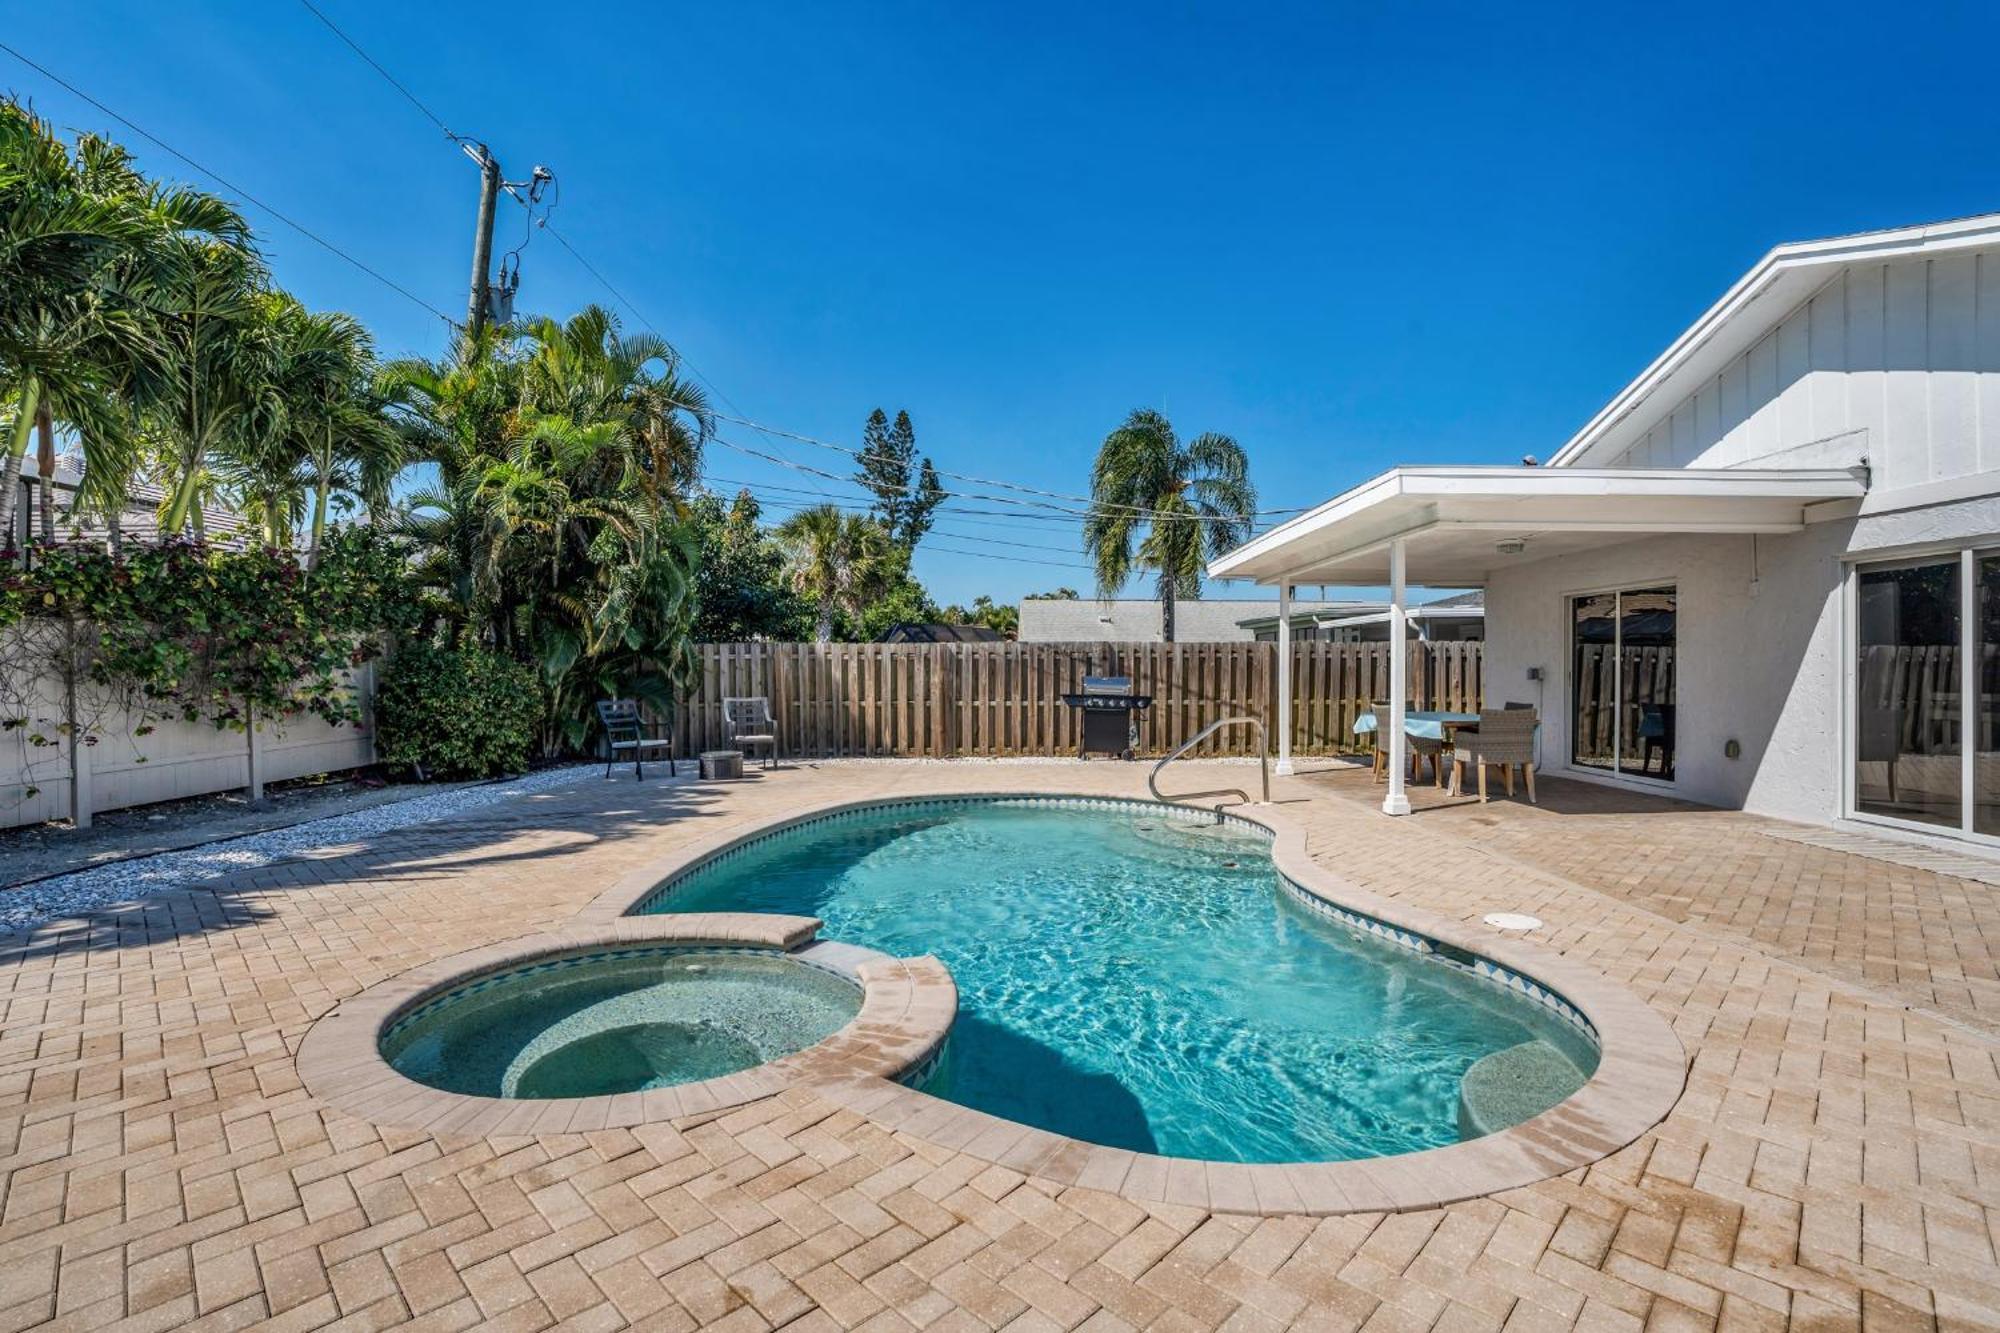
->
1483;491;2000;824
1482;523;1850;823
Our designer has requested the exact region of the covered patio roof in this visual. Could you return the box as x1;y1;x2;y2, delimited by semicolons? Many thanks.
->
1209;465;1869;587
1217;463;1867;813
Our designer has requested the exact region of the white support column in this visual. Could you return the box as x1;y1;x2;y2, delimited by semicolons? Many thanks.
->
1275;582;1294;776
1383;539;1411;816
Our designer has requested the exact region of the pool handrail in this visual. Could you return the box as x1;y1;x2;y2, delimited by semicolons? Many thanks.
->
1148;715;1270;808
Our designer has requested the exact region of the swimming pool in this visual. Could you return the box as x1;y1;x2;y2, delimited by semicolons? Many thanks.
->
637;797;1598;1164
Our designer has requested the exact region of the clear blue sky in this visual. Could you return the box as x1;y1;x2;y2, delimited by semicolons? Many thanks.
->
9;3;1999;604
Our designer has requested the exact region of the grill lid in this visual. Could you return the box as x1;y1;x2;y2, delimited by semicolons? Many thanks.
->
1080;675;1132;695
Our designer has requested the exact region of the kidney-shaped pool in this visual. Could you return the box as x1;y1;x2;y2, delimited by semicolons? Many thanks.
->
636;797;1598;1164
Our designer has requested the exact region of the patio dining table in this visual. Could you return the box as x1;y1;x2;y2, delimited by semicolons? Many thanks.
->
1351;710;1481;742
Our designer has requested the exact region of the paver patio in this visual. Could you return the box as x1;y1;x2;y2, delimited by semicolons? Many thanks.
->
0;757;1995;1331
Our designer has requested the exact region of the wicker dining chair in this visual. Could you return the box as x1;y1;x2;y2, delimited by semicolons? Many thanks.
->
1408;727;1450;788
1358;705;1389;781
1450;707;1538;803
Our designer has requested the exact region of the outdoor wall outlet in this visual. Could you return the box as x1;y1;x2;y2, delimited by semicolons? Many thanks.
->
1525;666;1544;681
1724;738;1742;760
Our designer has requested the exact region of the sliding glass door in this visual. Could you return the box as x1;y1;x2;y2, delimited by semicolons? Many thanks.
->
1570;586;1677;780
1854;559;1961;827
1852;548;2000;840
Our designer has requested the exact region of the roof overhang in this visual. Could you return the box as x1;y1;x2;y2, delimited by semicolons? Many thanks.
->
1207;465;1868;587
1548;211;2000;467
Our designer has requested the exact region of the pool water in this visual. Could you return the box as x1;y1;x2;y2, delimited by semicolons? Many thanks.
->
645;801;1596;1164
382;950;860;1099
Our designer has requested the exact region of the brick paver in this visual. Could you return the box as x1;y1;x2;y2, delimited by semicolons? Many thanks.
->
1;757;1996;1330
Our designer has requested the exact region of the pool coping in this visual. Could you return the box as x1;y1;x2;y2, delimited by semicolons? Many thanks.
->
575;789;1688;1216
295;912;956;1138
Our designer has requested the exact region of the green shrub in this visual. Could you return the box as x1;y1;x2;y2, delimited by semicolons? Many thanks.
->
374;643;541;780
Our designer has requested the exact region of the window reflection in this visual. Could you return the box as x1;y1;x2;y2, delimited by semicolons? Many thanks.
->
1619;589;1676;780
1571;594;1617;771
1856;560;1961;828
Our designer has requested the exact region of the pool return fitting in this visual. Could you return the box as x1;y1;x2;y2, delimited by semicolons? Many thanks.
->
1148;715;1271;810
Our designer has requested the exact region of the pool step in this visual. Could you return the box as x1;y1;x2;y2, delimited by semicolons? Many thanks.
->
1457;1040;1589;1138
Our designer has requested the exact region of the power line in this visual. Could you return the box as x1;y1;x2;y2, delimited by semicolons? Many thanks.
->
287;3;840;501
295;1;459;141
284;7;1279;531
700;473;1089;529
921;542;1095;572
696;404;1304;521
0;40;460;330
704;485;1091;555
713;432;1275;528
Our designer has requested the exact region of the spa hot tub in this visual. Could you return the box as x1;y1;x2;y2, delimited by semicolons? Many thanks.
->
380;946;862;1099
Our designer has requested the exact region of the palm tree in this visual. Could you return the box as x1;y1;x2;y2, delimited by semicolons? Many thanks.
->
151;237;270;537
517;304;713;512
776;504;891;643
0;101;252;544
1082;408;1257;643
247;294;402;564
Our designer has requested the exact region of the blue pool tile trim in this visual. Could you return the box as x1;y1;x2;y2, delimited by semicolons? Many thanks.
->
381;944;865;1045
1274;875;1596;1042
633;794;1599;1049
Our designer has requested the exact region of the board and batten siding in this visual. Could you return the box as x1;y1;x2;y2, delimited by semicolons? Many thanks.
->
1605;253;2000;494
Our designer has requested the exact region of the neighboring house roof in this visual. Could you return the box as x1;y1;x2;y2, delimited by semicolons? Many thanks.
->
22;456;252;549
1548;210;2000;468
1234;591;1486;634
879;623;1006;644
1018;598;1355;642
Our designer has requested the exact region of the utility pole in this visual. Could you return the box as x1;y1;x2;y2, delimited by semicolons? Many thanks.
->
464;142;501;340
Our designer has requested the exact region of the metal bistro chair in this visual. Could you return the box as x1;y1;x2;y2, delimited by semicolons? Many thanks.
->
1450;707;1538;804
722;696;780;770
595;699;676;780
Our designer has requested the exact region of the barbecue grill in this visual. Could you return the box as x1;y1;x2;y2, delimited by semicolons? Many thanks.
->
1061;675;1154;760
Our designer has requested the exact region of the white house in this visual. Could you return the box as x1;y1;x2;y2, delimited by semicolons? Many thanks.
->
1211;211;2000;846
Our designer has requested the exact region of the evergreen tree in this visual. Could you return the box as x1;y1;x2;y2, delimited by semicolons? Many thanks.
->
854;407;946;547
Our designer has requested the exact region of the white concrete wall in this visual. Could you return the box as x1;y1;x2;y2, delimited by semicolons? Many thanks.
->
1482;523;1850;823
1605;253;2000;495
0;643;377;828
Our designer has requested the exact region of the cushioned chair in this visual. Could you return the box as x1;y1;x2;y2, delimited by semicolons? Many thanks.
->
1451;708;1537;804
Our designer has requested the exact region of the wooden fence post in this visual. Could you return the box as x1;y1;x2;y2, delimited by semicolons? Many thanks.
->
61;622;91;829
246;703;264;803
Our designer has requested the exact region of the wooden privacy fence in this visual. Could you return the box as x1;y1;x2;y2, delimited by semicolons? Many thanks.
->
674;641;1484;760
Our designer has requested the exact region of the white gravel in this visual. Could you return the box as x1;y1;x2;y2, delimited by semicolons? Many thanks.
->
0;765;597;936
